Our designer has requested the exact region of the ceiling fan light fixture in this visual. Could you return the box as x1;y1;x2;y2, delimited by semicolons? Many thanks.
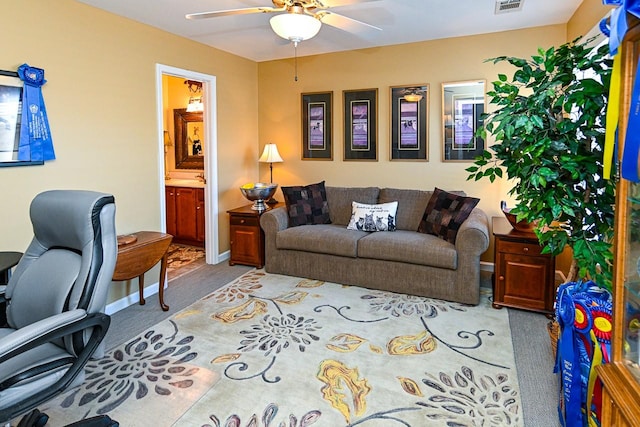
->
270;12;321;43
403;93;422;102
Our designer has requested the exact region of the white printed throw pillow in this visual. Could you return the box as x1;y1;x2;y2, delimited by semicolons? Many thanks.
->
347;201;398;232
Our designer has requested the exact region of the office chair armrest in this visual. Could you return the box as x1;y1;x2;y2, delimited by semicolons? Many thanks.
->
0;311;110;423
0;309;87;361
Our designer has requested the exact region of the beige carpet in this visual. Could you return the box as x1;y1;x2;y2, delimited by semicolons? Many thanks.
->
42;270;522;426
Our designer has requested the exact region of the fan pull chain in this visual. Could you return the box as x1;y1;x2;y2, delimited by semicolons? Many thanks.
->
294;41;299;82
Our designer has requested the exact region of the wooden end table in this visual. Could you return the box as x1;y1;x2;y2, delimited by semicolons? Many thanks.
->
113;231;173;311
227;203;283;268
492;216;555;314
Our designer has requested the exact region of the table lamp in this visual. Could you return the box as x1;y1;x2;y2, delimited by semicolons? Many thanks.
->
259;143;283;204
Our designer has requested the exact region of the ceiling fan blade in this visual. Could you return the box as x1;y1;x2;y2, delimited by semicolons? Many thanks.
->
316;11;381;33
315;0;380;8
186;7;283;20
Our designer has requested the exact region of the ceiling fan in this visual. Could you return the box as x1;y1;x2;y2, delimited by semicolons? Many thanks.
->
186;0;381;45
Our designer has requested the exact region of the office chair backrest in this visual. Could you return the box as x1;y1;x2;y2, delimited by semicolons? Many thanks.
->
4;190;117;355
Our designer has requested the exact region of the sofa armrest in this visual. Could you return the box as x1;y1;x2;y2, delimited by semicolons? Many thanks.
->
260;206;289;234
455;208;490;255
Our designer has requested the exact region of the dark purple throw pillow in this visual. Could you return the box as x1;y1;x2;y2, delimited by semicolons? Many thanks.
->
281;181;331;227
418;187;480;244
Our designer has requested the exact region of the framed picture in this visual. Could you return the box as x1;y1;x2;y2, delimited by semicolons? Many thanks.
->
343;88;377;161
301;91;332;160
390;85;428;161
0;70;43;167
442;80;486;162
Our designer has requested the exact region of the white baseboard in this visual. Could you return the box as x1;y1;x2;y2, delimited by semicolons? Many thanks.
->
480;261;494;273
105;280;161;315
105;250;231;315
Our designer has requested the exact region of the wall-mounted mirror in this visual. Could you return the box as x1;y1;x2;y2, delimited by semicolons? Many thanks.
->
442;80;486;162
174;108;204;170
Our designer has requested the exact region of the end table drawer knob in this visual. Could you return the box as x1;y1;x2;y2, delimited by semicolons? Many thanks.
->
523;247;529;252
499;275;505;281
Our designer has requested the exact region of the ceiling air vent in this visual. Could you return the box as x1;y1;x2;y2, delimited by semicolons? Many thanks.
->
495;0;524;14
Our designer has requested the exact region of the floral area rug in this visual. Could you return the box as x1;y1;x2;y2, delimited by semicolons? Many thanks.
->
166;243;205;280
42;270;522;426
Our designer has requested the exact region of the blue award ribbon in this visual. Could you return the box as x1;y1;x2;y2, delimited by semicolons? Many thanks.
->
621;56;640;182
555;283;584;427
17;64;55;161
601;1;640;55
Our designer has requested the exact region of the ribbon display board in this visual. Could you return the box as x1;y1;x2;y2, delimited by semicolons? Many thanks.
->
554;281;612;427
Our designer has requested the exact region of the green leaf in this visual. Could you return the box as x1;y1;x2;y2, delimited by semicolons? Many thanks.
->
530;115;544;129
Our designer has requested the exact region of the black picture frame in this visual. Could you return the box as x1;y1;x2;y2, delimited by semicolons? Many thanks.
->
442;80;486;162
390;85;428;161
343;88;377;161
0;70;43;167
301;91;333;160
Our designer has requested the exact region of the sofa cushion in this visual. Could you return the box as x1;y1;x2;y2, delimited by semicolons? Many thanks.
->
281;181;331;227
326;187;380;225
357;230;457;269
378;188;432;231
347;201;398;232
276;224;369;258
418;187;480;244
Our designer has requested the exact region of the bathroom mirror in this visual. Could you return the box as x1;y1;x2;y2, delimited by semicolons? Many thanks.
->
441;80;486;162
174;108;204;170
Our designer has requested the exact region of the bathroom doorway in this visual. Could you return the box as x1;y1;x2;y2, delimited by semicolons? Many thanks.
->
155;64;219;267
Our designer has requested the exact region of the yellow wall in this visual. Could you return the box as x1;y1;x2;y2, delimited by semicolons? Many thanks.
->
257;26;568;263
2;0;610;303
1;0;258;302
568;0;614;41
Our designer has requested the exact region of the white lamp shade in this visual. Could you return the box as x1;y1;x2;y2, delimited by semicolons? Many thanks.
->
270;13;321;42
259;143;284;163
186;97;204;112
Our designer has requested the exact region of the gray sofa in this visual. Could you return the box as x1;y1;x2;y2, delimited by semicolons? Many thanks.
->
260;186;490;305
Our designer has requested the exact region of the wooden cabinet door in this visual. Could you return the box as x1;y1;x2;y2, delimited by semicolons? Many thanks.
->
165;186;177;237
499;252;553;311
196;188;205;243
175;187;198;241
229;214;262;267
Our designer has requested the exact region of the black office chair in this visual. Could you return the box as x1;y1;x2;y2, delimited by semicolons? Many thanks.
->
0;190;119;426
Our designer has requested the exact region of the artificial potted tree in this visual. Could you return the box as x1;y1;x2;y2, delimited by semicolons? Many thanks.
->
467;37;616;290
467;37;616;426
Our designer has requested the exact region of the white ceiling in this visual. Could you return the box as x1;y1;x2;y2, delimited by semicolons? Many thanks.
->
76;0;585;62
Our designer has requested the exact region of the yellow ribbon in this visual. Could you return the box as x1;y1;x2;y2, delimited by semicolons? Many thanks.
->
587;329;604;427
604;52;622;179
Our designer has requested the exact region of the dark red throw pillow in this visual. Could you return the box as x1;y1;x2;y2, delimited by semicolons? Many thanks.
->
418;187;479;244
281;181;331;227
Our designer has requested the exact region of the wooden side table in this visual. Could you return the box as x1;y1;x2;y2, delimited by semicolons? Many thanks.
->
492;216;555;314
227;203;282;268
113;231;173;311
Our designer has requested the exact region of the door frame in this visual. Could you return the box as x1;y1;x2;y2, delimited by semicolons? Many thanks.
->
155;64;219;265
